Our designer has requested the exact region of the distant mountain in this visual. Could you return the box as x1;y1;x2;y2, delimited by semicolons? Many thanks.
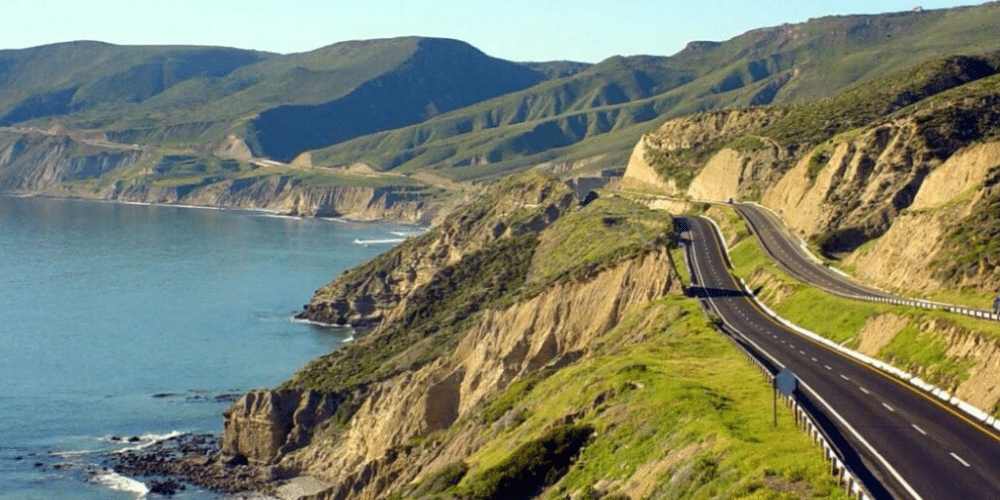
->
0;37;546;162
305;3;1000;180
0;41;271;124
240;37;546;161
2;3;1000;186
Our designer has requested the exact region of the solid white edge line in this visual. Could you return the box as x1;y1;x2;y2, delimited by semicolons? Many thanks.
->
726;325;925;500
690;216;924;500
950;452;971;467
799;380;926;500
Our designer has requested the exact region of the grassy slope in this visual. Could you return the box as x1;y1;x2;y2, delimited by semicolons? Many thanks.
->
287;175;853;498
0;42;272;125
420;296;849;499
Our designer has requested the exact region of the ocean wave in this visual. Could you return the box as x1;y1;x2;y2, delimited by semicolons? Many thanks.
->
254;213;303;220
389;230;425;237
287;315;351;328
353;238;406;245
111;430;186;453
92;470;149;498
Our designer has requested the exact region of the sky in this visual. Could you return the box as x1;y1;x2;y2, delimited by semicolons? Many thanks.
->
1;0;982;63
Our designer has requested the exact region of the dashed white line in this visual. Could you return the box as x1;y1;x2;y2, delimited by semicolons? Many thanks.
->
789;344;795;349
860;387;871;395
840;374;850;381
951;452;971;467
912;424;927;435
800;350;806;355
824;365;832;370
883;402;895;412
811;357;818;362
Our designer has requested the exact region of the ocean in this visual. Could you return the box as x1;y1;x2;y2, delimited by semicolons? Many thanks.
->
0;196;415;499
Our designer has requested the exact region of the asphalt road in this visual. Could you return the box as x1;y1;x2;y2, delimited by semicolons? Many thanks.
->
730;203;893;299
678;215;1000;500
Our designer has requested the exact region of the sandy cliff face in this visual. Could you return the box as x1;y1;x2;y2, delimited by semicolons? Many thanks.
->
224;246;681;499
298;176;578;326
0;131;438;223
627;88;1000;291
844;140;1000;293
220;174;683;499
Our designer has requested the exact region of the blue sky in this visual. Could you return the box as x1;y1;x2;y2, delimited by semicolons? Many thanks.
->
2;0;980;62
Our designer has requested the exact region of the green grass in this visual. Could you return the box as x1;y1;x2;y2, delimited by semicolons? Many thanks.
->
239;165;430;189
879;321;976;390
458;297;849;500
527;196;675;288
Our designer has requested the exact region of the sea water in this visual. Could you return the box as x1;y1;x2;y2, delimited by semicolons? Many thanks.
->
0;196;418;499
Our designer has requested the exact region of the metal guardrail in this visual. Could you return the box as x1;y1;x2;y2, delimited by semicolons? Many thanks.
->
724;331;875;500
697;214;1000;437
737;201;1000;323
680;220;874;500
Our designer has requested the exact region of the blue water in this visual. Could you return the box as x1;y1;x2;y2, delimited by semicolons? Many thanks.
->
0;196;416;499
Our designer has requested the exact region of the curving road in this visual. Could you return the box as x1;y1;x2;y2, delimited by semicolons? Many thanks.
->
730;203;1000;323
678;215;1000;500
730;203;894;299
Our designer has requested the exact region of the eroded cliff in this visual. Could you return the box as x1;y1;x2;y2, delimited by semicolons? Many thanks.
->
218;173;848;500
626;53;1000;293
0;130;442;223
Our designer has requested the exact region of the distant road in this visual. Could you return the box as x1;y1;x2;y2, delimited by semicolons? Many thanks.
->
731;202;999;321
679;214;1000;500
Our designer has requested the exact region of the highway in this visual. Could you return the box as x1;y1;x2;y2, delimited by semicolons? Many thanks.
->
730;203;894;299
678;215;1000;500
731;202;1000;321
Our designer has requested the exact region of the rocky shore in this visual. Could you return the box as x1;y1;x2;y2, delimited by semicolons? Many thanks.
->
107;432;277;497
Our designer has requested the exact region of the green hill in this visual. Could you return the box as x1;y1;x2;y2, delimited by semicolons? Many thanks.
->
304;3;1000;181
0;41;271;124
4;3;1000;190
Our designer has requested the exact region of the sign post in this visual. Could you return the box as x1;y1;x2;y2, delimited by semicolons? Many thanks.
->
774;369;798;427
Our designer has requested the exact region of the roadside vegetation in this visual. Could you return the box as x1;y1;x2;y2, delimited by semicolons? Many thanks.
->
707;204;1000;394
405;296;850;500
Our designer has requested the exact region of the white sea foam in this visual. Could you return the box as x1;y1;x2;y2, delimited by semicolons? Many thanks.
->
353;238;406;245
288;315;351;328
389;230;425;237
92;471;149;497
255;213;303;220
112;430;186;453
53;448;100;458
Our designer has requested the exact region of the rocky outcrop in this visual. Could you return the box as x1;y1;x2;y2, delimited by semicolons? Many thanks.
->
222;389;358;467
298;174;578;326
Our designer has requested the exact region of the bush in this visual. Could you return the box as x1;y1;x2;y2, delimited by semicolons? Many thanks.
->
465;424;594;500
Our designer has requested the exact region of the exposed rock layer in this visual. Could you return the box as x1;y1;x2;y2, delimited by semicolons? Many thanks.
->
0;131;439;224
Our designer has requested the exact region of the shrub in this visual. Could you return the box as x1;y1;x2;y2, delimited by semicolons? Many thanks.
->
465;424;594;500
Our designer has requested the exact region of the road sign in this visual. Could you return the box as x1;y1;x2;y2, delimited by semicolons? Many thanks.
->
776;369;798;396
773;369;797;427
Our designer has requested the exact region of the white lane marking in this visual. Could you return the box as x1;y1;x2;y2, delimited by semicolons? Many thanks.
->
824;365;832;370
912;424;927;435
811;357;818;362
840;374;850;381
790;344;796;349
883;402;895;412
951;452;971;467
800;350;806;355
781;340;786;344
860;387;871;395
